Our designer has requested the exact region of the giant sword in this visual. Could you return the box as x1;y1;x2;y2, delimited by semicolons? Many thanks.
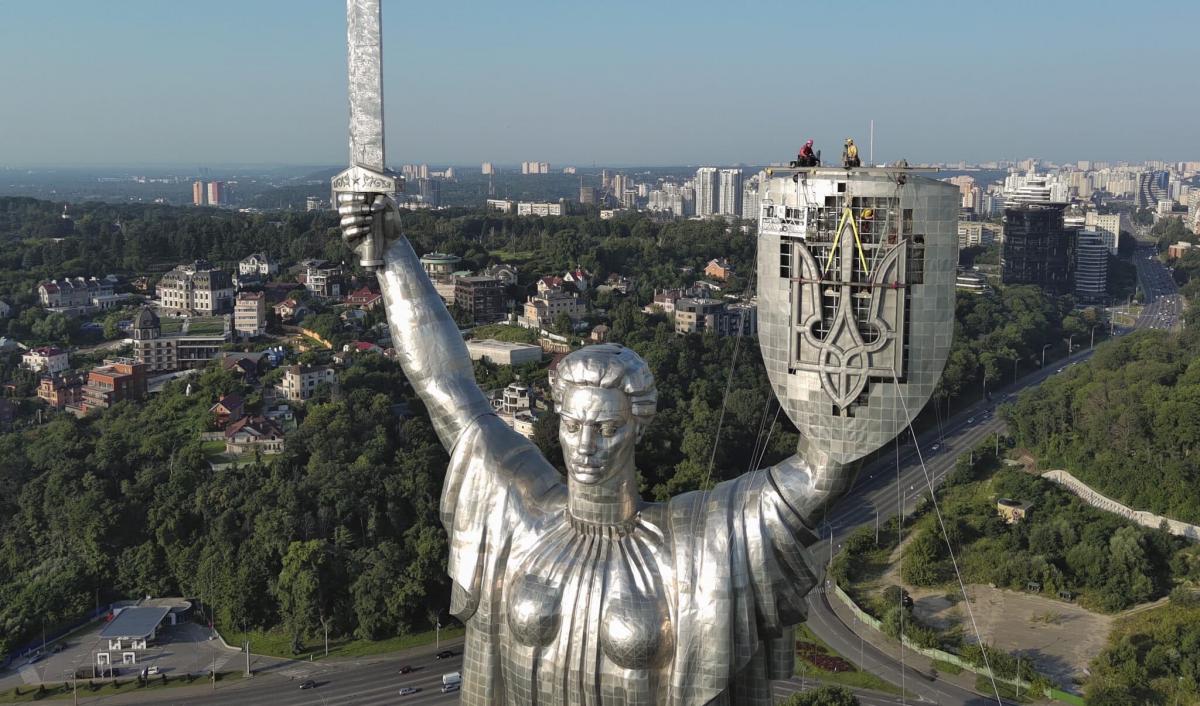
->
331;0;401;271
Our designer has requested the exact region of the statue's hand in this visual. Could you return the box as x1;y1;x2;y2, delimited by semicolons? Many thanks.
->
337;192;400;263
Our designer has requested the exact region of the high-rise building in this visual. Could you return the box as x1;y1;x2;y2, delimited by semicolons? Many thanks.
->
1003;172;1068;205
1074;230;1109;302
305;196;326;212
717;169;743;217
1084;211;1122;255
206;181;225;207
695;167;719;217
481;162;495;175
1135;170;1169;207
192;180;206;206
417;177;441;207
579;186;596;204
1001;204;1075;295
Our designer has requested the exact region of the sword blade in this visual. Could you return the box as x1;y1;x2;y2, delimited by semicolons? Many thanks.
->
346;0;384;172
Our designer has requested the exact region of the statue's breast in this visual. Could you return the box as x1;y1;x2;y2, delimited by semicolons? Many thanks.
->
505;517;674;671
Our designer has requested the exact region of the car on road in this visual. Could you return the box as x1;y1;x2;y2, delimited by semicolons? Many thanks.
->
52;643;67;654
442;683;461;693
399;686;419;696
300;680;317;690
966;417;975;425
1056;367;1064;373
435;650;455;660
398;665;413;674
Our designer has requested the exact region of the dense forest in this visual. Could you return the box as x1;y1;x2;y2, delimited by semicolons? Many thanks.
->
1004;303;1200;523
1086;594;1200;705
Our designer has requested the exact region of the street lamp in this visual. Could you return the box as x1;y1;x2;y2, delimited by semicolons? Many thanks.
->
1041;343;1052;368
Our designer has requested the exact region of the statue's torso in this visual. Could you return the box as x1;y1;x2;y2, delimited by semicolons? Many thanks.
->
502;504;676;705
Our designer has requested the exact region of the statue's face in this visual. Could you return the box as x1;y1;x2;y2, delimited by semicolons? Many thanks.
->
558;384;637;486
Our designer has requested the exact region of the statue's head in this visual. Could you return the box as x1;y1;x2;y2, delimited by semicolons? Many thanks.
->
551;344;656;486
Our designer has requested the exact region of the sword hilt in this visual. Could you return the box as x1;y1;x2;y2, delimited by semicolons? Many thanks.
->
332;165;402;272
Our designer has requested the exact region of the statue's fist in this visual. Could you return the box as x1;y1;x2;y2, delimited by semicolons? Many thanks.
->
337;192;397;251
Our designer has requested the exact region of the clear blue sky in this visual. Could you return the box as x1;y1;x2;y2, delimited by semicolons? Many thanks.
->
1;0;1195;167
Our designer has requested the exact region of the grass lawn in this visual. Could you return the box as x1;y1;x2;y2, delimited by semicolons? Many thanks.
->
220;624;466;661
469;324;538;344
200;439;226;457
794;623;906;696
932;659;964;676
488;249;536;263
974;674;1035;703
0;672;246;703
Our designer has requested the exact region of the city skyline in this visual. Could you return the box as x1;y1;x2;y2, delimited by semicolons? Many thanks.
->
1;0;1197;167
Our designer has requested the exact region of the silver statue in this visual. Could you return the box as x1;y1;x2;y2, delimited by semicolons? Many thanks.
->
333;4;957;705
342;195;829;705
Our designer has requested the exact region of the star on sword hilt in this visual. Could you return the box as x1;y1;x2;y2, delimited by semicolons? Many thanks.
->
332;165;404;271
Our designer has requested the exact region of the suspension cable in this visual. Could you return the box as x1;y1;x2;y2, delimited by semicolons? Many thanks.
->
889;364;1003;705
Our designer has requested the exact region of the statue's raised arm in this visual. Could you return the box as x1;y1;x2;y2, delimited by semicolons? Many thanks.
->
338;193;493;451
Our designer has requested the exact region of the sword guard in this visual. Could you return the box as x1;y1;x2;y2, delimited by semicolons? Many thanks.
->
332;164;403;194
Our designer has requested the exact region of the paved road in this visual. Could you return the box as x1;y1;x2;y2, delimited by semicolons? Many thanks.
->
1133;244;1184;330
81;634;909;706
802;342;1108;706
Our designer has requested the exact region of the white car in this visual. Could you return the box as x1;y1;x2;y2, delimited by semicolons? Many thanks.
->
399;687;418;696
966;417;975;425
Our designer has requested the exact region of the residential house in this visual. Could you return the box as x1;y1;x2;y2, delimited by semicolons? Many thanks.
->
131;307;230;373
299;260;344;299
344;286;382;310
590;325;610;343
209;394;246;429
75;358;147;415
674;298;757;337
273;298;307;323
563;268;591;291
157;260;235;315
492;382;539;439
519;290;586;329
704;258;734;281
224;415;285;455
221;355;262;383
264;403;296;430
234;291;267;339
537;276;565;295
480;263;519;286
37;277;116;311
278;364;336;402
454;276;506;324
37;373;83;410
22;347;69;375
238;253;280;277
597;274;633;295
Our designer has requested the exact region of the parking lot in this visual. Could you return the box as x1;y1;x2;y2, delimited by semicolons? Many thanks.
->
1;621;242;689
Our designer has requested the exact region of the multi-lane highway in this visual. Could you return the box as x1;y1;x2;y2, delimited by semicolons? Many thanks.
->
1133;244;1184;330
802;342;1107;706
